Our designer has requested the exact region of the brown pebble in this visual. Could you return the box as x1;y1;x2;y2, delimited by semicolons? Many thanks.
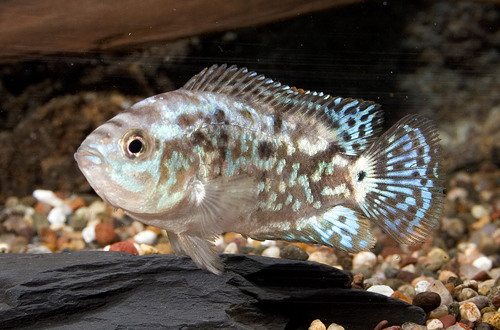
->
95;223;117;246
400;257;418;268
109;241;138;255
471;270;492;281
155;243;173;254
396;270;416;283
491;295;500;309
439;314;456;328
373;320;388;330
412;292;441;313
69;197;86;211
353;273;364;286
381;327;401;330
39;227;57;246
17;227;33;242
391;291;412;304
380;246;404;259
445;282;455;295
34;201;51;214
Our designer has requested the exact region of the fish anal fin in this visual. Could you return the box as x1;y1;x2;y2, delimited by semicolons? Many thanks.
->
356;114;443;245
252;205;375;253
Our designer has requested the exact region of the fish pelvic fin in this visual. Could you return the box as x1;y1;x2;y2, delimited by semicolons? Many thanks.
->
165;175;258;275
187;174;258;238
353;114;443;245
167;231;223;275
252;205;375;253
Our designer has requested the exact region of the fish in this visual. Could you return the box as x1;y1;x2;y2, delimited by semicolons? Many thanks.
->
75;64;443;275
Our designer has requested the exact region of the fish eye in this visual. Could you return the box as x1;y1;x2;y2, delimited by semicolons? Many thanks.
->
121;130;148;159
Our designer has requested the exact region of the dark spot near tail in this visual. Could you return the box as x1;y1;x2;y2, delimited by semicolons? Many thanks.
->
338;215;347;223
347;118;356;127
409;131;417;139
330;121;340;130
359;124;366;138
215;109;226;123
352;143;361;152
417;158;425;167
421;178;428;186
343;132;351;142
394;163;404;171
258;141;275;160
274;116;283;130
412;171;420;178
357;171;366;182
361;114;369;122
417;147;425;156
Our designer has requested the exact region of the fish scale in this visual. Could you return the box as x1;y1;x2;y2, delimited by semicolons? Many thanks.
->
75;64;443;274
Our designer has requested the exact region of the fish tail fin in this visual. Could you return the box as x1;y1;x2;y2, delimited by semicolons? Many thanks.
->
353;114;443;244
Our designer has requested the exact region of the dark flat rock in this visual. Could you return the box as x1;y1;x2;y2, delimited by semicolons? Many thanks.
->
0;252;425;329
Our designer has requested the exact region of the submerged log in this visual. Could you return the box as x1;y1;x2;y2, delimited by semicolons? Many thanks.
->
0;0;358;60
0;252;425;329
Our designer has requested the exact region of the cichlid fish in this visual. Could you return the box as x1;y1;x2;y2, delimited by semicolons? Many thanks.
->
75;64;443;274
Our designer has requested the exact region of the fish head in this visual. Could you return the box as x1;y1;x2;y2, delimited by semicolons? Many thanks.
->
75;94;193;214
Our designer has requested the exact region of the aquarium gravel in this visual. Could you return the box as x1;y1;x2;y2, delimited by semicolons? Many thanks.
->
2;163;500;330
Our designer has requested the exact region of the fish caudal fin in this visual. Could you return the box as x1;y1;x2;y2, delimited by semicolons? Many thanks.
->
355;114;443;244
252;205;376;253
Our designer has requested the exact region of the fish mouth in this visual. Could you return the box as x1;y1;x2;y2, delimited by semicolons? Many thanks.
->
74;147;104;169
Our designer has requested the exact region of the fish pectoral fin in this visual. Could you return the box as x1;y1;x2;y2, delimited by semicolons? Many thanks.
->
252;205;376;253
357;114;443;245
187;175;258;236
167;231;223;275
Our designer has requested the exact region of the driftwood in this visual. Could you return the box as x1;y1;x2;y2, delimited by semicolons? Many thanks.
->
0;0;358;60
0;252;425;329
1;0;499;61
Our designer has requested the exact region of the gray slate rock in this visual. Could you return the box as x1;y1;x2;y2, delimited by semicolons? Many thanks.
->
0;252;425;330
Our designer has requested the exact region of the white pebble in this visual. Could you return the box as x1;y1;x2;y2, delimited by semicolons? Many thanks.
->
133;230;158;245
426;319;443;330
47;206;67;224
352;251;377;269
367;285;394;297
81;226;96;243
327;323;345;330
88;200;108;215
308;250;337;266
414;280;431;294
0;243;10;253
33;189;64;207
472;255;493;272
261;246;280;258
401;322;426;330
223;242;239;254
309;319;326;330
471;205;489;219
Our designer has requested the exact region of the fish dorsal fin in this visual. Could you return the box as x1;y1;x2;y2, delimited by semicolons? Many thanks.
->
183;64;384;155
